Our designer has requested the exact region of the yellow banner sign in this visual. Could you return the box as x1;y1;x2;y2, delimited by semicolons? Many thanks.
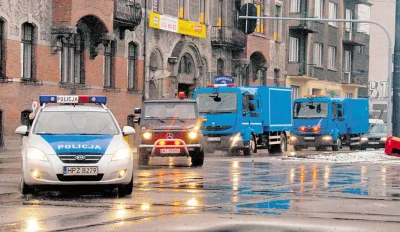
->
149;12;207;39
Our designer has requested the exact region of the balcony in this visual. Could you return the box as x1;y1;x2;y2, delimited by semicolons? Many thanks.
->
343;28;369;46
210;26;247;51
288;12;320;33
341;71;367;86
299;62;316;77
114;0;142;39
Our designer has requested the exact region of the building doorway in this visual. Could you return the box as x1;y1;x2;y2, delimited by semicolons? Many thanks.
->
178;83;194;98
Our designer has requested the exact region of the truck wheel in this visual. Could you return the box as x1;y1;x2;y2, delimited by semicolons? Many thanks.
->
243;136;256;156
293;145;302;151
118;174;133;197
138;149;150;165
190;151;204;167
20;178;34;195
332;139;341;151
269;134;287;154
280;134;288;152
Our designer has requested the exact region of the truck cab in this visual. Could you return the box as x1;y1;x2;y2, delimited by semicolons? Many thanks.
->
193;84;292;155
290;96;369;151
133;93;206;166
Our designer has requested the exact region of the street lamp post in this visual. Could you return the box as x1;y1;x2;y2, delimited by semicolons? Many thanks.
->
239;15;394;136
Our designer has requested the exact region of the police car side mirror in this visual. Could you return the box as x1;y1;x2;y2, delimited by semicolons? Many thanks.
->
15;125;29;136
134;108;141;114
122;126;136;136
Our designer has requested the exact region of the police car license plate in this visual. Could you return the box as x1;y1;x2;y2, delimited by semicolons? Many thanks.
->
207;137;221;142
160;149;180;154
304;137;315;140
63;167;98;176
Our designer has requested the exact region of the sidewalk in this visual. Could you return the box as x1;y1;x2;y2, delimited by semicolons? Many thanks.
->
0;149;21;160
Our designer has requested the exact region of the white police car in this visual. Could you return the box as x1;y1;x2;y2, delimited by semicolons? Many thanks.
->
15;95;136;196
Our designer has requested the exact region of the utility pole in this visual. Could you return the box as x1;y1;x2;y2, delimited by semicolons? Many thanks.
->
393;0;400;137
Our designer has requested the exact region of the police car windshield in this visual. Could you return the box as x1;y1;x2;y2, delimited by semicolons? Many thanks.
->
293;102;328;118
33;111;119;135
144;103;196;119
196;92;237;114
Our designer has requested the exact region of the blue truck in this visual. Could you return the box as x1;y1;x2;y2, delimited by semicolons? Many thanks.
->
290;96;369;151
192;84;292;155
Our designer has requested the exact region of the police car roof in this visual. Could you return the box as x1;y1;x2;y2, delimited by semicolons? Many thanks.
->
42;105;108;112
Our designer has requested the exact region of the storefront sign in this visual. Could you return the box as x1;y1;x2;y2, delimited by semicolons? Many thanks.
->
215;76;234;84
149;12;207;38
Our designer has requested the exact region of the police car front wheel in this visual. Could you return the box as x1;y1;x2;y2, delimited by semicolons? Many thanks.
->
118;175;133;196
20;178;34;195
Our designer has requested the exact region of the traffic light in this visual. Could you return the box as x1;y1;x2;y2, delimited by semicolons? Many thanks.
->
238;3;257;35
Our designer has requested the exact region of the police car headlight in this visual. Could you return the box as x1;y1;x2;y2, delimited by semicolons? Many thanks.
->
361;137;369;142
322;135;332;141
188;131;198;139
381;137;387;142
27;148;48;161
112;148;132;161
142;131;152;140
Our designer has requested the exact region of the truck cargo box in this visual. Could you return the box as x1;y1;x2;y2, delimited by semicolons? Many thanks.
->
342;98;369;134
244;86;293;132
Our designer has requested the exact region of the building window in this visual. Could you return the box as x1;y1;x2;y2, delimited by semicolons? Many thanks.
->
344;50;352;72
274;5;281;40
291;85;300;100
357;46;365;54
21;23;34;80
200;0;206;23
152;0;159;12
274;69;280;86
217;58;224;76
218;0;223;27
254;2;265;34
21;110;32;126
128;43;138;90
345;9;353;31
314;0;323;18
0;21;4;77
179;0;184;18
313;42;323;67
60;30;85;84
328;46;336;70
165;0;178;16
104;42;115;88
179;53;194;75
289;37;299;62
190;0;200;22
328;2;338;27
290;0;301;13
234;0;241;29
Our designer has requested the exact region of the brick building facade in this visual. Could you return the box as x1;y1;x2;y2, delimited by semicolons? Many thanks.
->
0;0;143;149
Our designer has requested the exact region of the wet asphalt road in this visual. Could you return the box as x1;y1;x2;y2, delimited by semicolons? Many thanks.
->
0;148;400;231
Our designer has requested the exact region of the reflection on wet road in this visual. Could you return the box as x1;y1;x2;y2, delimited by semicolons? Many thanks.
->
0;150;400;231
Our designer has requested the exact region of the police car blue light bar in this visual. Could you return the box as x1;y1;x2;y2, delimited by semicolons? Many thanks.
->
39;95;107;105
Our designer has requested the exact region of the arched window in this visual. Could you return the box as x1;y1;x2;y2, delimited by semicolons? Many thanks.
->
21;110;32;126
22;23;35;80
178;53;194;75
128;42;138;90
